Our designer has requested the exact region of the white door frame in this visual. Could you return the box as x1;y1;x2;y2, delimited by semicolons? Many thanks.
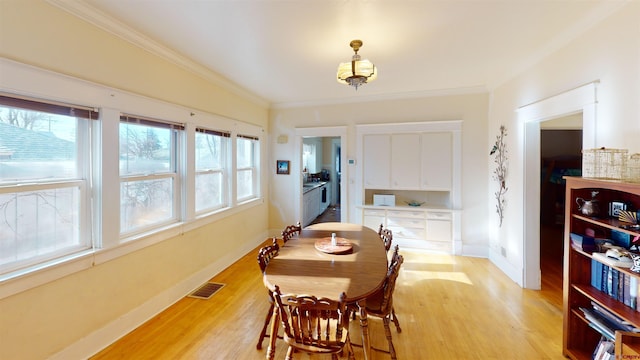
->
517;81;598;289
295;126;348;224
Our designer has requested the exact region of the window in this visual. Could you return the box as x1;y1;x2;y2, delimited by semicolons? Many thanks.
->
0;95;97;273
195;128;230;213
119;115;183;235
236;134;259;202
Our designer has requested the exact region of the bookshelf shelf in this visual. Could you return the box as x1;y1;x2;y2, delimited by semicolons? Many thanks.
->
563;177;640;360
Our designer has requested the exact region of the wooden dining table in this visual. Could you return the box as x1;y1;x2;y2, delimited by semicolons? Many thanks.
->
263;222;389;360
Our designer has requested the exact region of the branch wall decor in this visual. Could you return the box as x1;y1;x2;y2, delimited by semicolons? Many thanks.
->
490;125;508;227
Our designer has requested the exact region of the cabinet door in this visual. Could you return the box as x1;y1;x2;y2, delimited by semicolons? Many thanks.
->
363;209;386;231
303;188;321;227
426;212;452;242
363;134;391;188
421;132;452;190
391;134;421;189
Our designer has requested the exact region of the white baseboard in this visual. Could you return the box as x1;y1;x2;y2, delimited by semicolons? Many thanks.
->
488;248;523;287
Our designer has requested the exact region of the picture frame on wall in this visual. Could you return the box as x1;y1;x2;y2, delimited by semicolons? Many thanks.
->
277;160;290;175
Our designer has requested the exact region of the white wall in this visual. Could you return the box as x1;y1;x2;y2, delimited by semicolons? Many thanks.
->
269;93;491;255
487;2;640;286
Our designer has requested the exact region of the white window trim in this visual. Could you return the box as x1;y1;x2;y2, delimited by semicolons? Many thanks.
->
0;58;265;300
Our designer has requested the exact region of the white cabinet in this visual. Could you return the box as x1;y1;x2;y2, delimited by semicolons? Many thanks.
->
421;132;452;190
361;206;454;252
363;134;391;189
391;134;421;189
363;132;452;191
363;208;386;231
426;211;452;241
303;187;321;227
386;209;427;241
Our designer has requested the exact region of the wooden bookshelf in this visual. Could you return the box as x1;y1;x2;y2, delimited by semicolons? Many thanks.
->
563;177;640;359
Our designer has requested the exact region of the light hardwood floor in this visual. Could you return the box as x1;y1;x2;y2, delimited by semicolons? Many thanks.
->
91;238;564;359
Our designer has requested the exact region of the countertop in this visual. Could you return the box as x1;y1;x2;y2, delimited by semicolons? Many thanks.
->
359;204;454;212
302;181;328;194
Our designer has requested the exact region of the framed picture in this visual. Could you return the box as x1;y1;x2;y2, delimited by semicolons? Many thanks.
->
276;160;290;175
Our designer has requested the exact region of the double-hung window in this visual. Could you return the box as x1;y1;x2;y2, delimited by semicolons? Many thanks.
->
195;128;230;213
236;134;259;202
0;95;97;274
119;115;183;236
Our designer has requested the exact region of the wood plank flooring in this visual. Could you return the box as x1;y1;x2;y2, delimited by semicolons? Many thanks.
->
91;232;565;359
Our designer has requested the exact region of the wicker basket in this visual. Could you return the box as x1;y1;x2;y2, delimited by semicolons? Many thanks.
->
582;147;628;180
625;153;640;183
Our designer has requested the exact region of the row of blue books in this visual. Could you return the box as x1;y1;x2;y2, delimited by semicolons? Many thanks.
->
591;258;638;310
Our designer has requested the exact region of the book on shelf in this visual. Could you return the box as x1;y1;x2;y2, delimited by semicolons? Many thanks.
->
592;336;615;360
591;301;640;333
581;307;617;340
591;258;639;310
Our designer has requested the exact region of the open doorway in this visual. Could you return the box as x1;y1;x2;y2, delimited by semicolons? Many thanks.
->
295;126;347;227
519;81;597;289
302;136;341;225
539;117;583;294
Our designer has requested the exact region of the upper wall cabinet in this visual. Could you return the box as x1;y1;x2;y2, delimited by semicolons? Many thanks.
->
421;132;452;191
391;134;422;189
362;131;452;191
363;134;391;188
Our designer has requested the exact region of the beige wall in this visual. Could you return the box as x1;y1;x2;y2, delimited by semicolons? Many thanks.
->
0;1;269;359
487;2;640;280
269;93;491;251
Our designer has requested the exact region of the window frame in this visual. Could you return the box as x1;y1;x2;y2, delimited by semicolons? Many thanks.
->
194;127;231;215
118;114;184;238
236;134;260;203
0;94;96;274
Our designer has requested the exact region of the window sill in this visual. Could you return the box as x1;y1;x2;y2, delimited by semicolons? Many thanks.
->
0;196;264;300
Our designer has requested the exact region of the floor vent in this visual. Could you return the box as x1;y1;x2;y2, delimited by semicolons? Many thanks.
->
188;282;225;300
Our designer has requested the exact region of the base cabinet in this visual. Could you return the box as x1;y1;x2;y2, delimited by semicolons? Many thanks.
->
303;187;320;227
563;177;640;359
362;206;453;252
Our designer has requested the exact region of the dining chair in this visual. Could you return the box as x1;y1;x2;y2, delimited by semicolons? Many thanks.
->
256;238;280;350
281;221;302;244
355;245;403;359
271;285;355;360
379;227;393;253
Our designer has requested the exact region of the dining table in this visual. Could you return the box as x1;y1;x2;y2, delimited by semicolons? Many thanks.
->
262;222;389;360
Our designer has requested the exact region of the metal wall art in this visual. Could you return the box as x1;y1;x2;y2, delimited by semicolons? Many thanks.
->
490;125;508;227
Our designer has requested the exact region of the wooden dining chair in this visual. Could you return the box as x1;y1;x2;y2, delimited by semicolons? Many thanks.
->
379;227;393;253
256;239;280;350
357;245;403;359
272;285;355;360
281;222;302;244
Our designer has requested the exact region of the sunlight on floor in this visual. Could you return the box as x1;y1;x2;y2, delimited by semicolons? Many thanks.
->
399;250;474;285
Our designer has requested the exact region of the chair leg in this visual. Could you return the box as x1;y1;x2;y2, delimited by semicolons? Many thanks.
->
285;346;294;360
391;307;401;333
382;317;397;360
256;302;274;349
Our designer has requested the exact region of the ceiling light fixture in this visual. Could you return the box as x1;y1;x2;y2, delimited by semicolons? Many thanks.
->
337;40;377;90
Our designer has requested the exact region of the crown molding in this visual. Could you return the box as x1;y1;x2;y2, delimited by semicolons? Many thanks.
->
45;0;269;108
270;85;489;110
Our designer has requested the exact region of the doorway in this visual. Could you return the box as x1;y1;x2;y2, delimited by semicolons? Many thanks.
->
302;136;341;225
539;119;583;294
519;81;597;289
295;126;347;226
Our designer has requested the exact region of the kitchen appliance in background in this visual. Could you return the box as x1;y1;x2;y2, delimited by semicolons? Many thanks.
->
321;169;330;181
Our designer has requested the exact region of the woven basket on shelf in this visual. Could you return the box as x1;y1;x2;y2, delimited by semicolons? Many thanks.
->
624;153;640;183
582;147;628;180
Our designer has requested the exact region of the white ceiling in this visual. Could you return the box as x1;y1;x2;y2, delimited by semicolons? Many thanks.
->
58;0;625;108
